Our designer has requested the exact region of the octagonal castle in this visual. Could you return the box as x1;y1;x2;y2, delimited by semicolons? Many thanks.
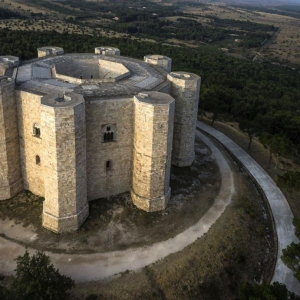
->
0;47;201;233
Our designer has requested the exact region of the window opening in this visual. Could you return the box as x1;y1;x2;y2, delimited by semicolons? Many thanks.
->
103;125;114;142
36;155;41;165
33;123;40;137
106;160;111;171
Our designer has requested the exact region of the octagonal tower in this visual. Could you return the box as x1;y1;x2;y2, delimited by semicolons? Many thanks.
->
144;55;172;73
37;46;64;58
0;77;23;200
41;93;88;233
131;91;175;212
0;56;19;76
95;46;120;56
167;72;201;167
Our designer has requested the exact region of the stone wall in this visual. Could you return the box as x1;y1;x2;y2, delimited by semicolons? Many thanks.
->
86;97;134;200
167;72;201;167
0;79;23;200
41;94;88;233
131;92;175;212
16;90;45;196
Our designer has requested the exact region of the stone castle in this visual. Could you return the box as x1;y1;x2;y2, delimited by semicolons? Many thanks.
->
0;47;201;233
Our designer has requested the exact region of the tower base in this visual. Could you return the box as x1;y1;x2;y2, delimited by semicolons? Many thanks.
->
0;179;23;201
172;152;195;167
131;188;171;212
42;204;89;233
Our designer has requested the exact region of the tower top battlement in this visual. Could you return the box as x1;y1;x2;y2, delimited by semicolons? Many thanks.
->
135;91;174;106
41;92;84;108
95;47;120;56
0;76;12;86
0;56;19;67
37;46;64;58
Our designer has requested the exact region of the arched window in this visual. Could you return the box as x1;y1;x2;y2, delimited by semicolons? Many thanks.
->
103;125;114;142
33;123;40;137
36;155;41;165
106;160;112;171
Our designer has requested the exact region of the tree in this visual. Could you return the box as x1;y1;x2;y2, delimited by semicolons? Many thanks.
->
281;242;300;283
239;120;261;150
238;281;299;300
259;133;291;168
293;217;300;239
11;250;74;300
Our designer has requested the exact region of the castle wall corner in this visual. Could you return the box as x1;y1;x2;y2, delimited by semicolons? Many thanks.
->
0;78;23;200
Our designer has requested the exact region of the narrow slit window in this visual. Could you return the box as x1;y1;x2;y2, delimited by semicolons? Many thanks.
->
36;155;41;165
106;160;111;171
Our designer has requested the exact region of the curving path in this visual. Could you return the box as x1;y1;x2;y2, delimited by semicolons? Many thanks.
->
0;132;235;282
197;121;300;294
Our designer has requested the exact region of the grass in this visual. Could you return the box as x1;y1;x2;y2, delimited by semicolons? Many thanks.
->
200;115;300;218
72;163;276;299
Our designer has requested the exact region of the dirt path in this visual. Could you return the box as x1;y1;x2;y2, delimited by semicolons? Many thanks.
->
0;131;235;282
197;121;300;295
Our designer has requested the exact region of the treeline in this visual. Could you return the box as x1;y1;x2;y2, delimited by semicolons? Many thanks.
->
110;15;273;47
205;15;276;32
1;29;300;155
235;4;300;19
0;8;23;19
277;171;300;190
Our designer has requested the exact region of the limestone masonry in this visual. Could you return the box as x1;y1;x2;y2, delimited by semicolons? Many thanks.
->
0;47;201;233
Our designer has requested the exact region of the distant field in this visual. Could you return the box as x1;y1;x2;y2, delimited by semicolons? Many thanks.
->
0;0;299;66
182;4;300;66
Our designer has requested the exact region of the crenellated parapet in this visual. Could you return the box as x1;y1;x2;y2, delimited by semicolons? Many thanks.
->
167;72;201;167
0;77;23;200
131;91;175;212
41;93;88;233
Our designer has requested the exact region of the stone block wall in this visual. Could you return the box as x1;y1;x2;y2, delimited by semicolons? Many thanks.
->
86;97;134;200
131;92;175;212
41;94;88;233
167;72;201;167
16;90;45;196
0;79;23;200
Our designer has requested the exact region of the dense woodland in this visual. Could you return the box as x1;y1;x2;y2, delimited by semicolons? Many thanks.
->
5;0;276;47
0;8;23;19
235;4;300;19
0;29;300;159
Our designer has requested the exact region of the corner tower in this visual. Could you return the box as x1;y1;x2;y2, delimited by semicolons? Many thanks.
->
0;56;19;76
0;77;23;200
95;46;120;56
37;46;64;58
41;93;88;233
167;72;201;167
131;92;175;212
144;55;172;73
